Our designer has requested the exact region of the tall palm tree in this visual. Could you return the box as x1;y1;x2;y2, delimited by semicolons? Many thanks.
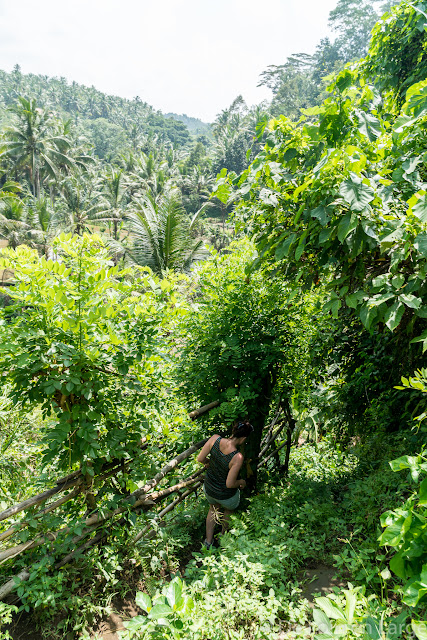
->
0;181;28;248
1;97;76;198
94;167;129;240
26;196;60;257
0;187;59;254
57;173;102;236
122;190;208;274
129;152;173;199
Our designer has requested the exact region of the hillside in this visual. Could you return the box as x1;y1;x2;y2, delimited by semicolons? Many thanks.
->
165;112;211;136
0;66;193;155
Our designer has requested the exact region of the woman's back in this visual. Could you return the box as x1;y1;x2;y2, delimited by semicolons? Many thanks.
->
204;437;238;500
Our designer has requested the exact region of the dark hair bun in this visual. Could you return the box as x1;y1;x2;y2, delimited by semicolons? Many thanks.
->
232;420;254;438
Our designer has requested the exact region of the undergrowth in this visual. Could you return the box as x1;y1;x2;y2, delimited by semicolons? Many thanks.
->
2;430;423;639
119;431;422;640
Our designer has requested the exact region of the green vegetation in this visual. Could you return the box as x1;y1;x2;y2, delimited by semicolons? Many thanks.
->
0;1;427;639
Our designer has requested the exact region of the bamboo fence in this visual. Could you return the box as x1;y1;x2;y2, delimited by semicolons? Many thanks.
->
0;400;290;600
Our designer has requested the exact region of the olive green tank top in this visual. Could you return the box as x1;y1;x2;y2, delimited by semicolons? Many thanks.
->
204;437;239;500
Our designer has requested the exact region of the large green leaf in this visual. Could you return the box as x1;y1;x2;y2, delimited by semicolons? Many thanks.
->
414;233;427;257
384;301;405;331
337;213;358;242
315;597;346;621
344;589;356;624
136;592;152;613
365;616;381;640
400;293;421;309
359;304;377;329
410;193;427;223
389;455;421;473
124;616;148;631
356;110;381;141
345;290;366;309
390;551;406;579
403;580;427;607
339;174;374;212
412;621;427;640
275;233;296;261
367;293;395;306
378;522;405;546
419;477;427;505
166;578;183;609
283;148;298;162
148;603;173;619
311;206;329;227
313;608;333;634
295;236;306;261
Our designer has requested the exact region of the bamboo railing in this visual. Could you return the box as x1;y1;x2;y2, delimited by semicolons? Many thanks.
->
0;399;290;600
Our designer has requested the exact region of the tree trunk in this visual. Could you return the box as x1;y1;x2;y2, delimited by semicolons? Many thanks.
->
280;398;296;478
242;376;276;492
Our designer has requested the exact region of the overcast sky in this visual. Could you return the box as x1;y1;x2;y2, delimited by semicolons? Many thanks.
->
0;0;338;122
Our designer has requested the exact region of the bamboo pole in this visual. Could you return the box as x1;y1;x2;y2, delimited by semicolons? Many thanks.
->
0;457;140;545
257;439;288;468
73;470;204;532
0;460;205;565
0;479;203;599
258;421;286;460
188;401;220;420
260;403;283;447
0;487;82;543
0;440;206;563
0;569;30;600
0;401;205;529
127;439;207;501
145;468;204;503
0;436;150;526
57;481;203;569
0;425;208;599
0;478;83;524
133;482;202;544
55;529;107;570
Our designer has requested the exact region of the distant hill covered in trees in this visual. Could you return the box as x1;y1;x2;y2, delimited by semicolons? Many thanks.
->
165;113;211;136
0;66;195;160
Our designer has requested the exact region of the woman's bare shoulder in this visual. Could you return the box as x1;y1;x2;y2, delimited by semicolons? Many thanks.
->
231;451;244;464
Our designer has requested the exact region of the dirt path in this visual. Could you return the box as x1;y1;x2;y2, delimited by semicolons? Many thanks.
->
93;564;346;640
6;564;346;639
299;565;347;602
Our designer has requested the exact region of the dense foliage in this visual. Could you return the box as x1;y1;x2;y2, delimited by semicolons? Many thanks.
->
1;1;427;639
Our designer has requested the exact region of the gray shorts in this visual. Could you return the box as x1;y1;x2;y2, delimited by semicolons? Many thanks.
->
203;484;240;510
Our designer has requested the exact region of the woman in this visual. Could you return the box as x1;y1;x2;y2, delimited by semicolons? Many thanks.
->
197;420;254;548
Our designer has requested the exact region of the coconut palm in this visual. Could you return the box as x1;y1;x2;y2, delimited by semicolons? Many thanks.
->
122;190;208;274
94;167;129;240
26;196;61;257
0;181;29;248
1;97;76;198
0;186;60;254
57;174;102;236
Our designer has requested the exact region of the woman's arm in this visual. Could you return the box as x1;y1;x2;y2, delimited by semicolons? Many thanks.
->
197;435;218;464
226;453;246;489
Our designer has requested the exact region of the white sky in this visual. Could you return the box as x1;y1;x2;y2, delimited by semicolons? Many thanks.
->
0;0;337;122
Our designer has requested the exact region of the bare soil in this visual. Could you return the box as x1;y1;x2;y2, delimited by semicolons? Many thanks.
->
299;565;347;603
